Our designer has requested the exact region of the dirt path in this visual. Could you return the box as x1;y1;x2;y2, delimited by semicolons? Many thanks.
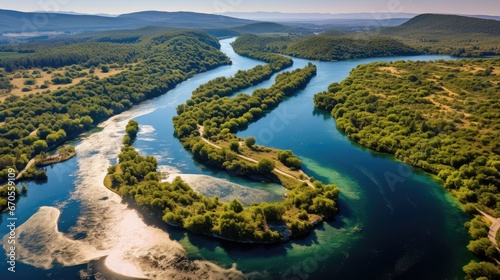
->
441;86;458;97
16;158;35;180
198;126;314;188
14;152;76;180
478;209;500;248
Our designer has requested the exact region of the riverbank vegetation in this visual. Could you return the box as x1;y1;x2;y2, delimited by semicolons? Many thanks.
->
232;34;421;62
0;184;20;212
107;119;339;242
170;55;340;241
231;14;500;63
34;145;76;167
313;58;500;278
106;41;340;243
0;30;231;182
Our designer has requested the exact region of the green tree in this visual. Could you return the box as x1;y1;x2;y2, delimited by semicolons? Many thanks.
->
245;136;256;148
463;260;500;280
32;140;48;155
285;157;302;169
184;214;213;234
229;199;244;213
124;120;139;145
467;238;493;258
278;150;293;163
257;158;275;173
229;141;239;152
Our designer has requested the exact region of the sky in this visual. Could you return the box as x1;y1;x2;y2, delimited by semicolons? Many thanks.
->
0;0;499;16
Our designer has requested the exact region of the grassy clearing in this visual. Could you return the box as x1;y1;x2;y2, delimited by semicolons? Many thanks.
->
0;64;133;102
214;137;313;188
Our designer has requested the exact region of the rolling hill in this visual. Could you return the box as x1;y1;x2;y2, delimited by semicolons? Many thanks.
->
0;9;256;34
376;14;500;56
118;11;255;29
231;22;308;34
0;9;140;33
381;13;500;36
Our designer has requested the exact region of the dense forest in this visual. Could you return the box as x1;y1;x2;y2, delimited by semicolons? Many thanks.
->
313;58;500;279
286;36;421;61
231;14;500;63
373;14;500;57
232;34;420;61
0;40;141;72
0;30;231;182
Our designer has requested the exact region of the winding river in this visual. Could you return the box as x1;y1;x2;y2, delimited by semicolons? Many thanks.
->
0;38;474;279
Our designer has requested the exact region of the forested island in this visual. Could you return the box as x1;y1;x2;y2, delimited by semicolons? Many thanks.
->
106;118;338;243
106;43;341;242
313;58;500;278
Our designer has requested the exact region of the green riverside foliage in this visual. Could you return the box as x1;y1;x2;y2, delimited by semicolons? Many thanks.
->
463;261;500;280
313;58;500;277
108;121;339;242
173;62;318;178
245;136;256;148
168;42;339;242
285;36;421;61
0;184;20;212
0;30;231;182
232;34;421;62
123;119;139;146
278;150;303;170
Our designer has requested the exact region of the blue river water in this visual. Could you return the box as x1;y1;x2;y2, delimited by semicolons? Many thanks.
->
0;38;474;280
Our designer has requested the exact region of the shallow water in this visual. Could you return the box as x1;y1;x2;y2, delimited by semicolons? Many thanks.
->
0;38;474;279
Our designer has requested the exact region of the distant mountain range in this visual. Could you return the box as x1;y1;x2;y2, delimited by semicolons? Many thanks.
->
0;9;256;34
220;11;500;22
221;12;419;21
1;9;499;39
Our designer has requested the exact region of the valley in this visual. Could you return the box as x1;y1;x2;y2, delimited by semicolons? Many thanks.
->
0;7;498;280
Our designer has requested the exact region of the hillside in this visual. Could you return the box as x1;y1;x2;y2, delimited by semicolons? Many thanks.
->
0;9;255;34
376;14;500;56
0;9;140;33
118;11;255;29
231;22;307;34
381;14;500;36
319;29;347;37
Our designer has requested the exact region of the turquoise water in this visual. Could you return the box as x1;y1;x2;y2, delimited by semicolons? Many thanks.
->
0;38;474;279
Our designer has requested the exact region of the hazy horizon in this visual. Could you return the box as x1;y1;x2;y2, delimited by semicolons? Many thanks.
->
1;0;500;17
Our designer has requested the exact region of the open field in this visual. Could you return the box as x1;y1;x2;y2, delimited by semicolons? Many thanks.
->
0;64;132;102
